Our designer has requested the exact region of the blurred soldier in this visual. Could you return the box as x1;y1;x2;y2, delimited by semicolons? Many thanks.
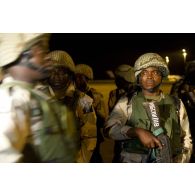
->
107;64;136;162
47;51;97;163
108;64;136;113
105;53;192;163
0;34;78;162
171;60;195;161
75;64;107;162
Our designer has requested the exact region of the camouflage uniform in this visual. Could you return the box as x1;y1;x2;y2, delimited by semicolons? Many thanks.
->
107;64;136;162
108;64;136;113
171;60;195;162
0;34;78;162
47;52;97;163
75;90;97;162
105;53;192;163
75;64;107;162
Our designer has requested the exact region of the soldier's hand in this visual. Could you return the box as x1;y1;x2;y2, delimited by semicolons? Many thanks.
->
134;128;163;149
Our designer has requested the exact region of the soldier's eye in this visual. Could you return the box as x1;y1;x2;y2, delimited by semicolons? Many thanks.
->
152;70;161;76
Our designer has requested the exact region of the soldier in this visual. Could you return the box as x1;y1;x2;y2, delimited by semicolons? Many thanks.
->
105;53;192;163
107;64;136;162
75;64;107;162
108;64;136;113
0;34;78;162
47;51;97;163
171;60;195;162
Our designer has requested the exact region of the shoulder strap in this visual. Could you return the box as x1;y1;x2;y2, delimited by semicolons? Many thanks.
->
170;95;181;113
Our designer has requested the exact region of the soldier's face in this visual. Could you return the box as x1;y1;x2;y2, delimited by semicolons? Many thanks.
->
139;67;162;92
48;66;72;90
75;74;88;92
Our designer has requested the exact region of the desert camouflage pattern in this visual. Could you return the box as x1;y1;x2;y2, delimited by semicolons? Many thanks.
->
105;91;192;163
114;64;135;83
75;64;93;80
0;33;50;67
134;53;169;79
0;76;78;162
48;50;75;72
74;90;97;162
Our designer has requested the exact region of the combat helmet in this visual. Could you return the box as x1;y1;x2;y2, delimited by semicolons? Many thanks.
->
134;53;169;79
48;50;75;73
114;64;135;83
0;33;50;67
75;64;93;80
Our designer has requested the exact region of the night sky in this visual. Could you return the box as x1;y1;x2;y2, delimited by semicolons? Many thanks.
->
49;33;195;79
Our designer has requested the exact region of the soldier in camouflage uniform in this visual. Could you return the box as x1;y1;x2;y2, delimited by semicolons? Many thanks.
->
46;51;97;163
108;64;136;113
75;64;107;162
107;64;136;162
0;34;78;162
105;53;192;163
171;60;195;162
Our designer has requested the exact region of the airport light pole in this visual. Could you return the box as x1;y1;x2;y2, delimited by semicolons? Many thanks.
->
182;49;187;65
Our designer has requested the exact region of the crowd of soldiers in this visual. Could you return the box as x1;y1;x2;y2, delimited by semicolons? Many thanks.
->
0;33;194;163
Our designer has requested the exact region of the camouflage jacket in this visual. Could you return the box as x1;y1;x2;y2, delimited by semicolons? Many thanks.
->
0;76;78;162
105;91;192;163
38;83;97;163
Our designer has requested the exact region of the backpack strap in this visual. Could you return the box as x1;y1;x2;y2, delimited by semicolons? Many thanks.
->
170;95;181;128
171;95;181;113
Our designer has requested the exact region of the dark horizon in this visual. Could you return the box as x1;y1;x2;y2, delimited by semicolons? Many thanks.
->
49;33;195;79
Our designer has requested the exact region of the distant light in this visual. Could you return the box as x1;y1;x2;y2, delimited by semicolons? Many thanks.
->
165;56;169;64
182;49;187;64
182;49;186;53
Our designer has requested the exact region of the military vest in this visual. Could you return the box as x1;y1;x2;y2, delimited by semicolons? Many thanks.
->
124;92;182;157
0;82;78;162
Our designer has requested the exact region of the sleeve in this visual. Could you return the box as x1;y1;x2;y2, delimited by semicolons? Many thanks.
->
76;94;97;162
108;90;117;113
0;88;30;162
93;91;108;125
176;100;193;163
104;97;133;140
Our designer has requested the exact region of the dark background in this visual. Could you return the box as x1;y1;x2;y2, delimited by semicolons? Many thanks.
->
49;33;195;79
